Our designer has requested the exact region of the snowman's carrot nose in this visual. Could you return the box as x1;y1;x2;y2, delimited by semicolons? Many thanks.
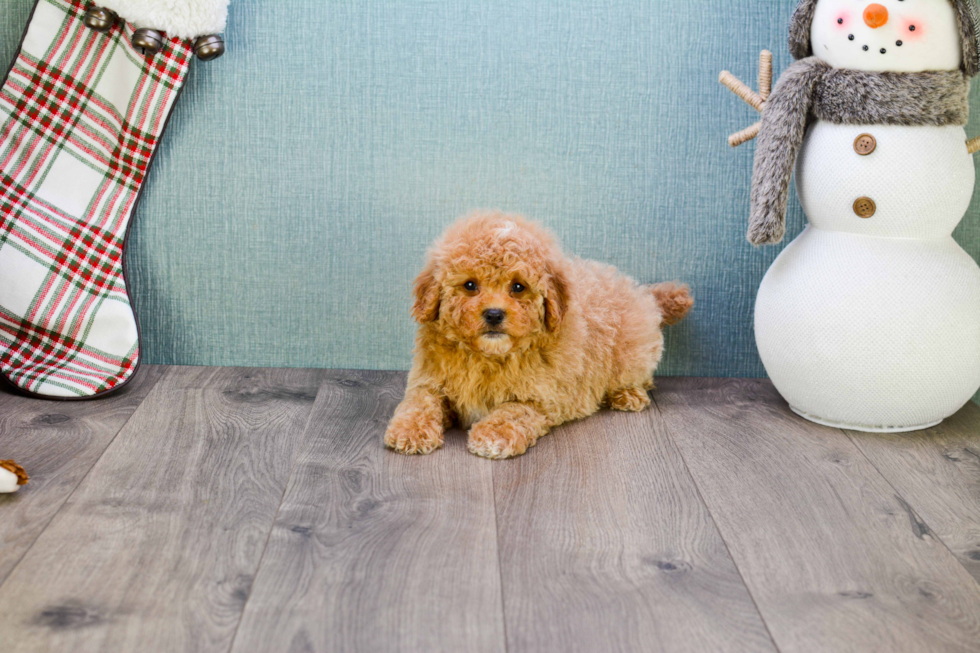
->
863;4;889;28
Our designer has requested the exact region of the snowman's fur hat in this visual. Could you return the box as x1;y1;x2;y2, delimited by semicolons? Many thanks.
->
789;0;980;76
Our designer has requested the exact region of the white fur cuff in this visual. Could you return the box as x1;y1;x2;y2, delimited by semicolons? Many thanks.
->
97;0;230;39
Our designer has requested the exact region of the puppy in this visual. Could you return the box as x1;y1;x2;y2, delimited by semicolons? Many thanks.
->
385;211;692;459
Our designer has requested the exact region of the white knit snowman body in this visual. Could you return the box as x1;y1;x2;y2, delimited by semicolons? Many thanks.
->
754;0;980;431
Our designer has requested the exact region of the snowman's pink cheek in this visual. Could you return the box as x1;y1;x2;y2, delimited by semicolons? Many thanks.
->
901;17;926;42
834;11;852;30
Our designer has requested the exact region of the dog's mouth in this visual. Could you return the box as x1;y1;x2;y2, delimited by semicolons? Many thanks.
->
476;330;514;355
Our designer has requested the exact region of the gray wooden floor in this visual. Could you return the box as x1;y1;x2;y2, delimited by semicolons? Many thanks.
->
1;367;980;652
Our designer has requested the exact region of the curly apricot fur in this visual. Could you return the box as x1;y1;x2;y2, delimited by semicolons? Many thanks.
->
387;211;692;459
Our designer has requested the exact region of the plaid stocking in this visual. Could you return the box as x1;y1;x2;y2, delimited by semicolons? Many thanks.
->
0;0;192;398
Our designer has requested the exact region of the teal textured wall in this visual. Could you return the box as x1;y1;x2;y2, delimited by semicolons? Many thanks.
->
3;1;980;401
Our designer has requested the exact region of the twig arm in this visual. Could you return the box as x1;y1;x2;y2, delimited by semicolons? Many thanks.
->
758;50;773;101
729;122;761;148
720;50;773;147
968;135;980;155
719;71;764;112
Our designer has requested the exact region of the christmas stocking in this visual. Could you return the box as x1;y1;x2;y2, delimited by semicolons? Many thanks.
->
0;0;228;399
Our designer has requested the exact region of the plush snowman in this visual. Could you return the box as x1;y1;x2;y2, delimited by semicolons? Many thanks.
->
722;0;980;432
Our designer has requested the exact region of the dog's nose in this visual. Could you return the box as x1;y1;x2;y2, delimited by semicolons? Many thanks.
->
483;308;506;326
863;3;888;28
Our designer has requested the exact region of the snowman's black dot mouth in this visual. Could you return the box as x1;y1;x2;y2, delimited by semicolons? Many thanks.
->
880;48;887;54
849;34;855;41
863;45;869;51
896;40;903;46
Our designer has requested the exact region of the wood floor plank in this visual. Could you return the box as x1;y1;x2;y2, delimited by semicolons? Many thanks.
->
0;366;322;653
231;370;506;653
656;377;980;653
493;402;776;652
0;365;166;585
846;403;980;583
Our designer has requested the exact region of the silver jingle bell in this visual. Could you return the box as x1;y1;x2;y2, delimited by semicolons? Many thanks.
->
193;34;225;61
83;6;117;33
132;28;165;56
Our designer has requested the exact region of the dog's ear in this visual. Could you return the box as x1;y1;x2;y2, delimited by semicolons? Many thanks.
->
411;260;441;323
544;264;569;332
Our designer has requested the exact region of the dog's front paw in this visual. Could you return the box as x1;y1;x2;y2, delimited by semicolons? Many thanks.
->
384;413;444;455
468;420;536;460
608;386;651;412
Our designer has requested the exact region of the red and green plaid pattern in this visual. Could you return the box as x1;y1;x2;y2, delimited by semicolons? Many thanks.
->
0;0;192;397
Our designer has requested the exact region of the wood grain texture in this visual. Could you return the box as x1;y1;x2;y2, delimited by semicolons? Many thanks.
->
232;370;506;653
0;366;322;653
0;366;166;585
656;378;980;653
493;404;776;652
5;367;980;652
846;402;980;583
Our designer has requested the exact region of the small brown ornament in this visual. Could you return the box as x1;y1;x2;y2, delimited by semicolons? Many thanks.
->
83;6;117;33
132;28;165;56
194;35;225;61
0;460;28;486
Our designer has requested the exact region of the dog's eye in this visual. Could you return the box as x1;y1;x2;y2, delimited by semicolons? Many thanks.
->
464;281;478;292
511;282;526;294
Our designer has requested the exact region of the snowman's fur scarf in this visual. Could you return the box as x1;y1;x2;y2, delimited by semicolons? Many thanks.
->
96;0;229;39
789;0;980;77
750;58;970;245
384;212;693;459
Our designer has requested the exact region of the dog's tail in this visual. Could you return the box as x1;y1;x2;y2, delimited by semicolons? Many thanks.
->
649;282;693;326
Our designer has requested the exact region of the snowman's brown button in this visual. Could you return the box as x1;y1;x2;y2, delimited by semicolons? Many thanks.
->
853;197;876;218
854;133;877;155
